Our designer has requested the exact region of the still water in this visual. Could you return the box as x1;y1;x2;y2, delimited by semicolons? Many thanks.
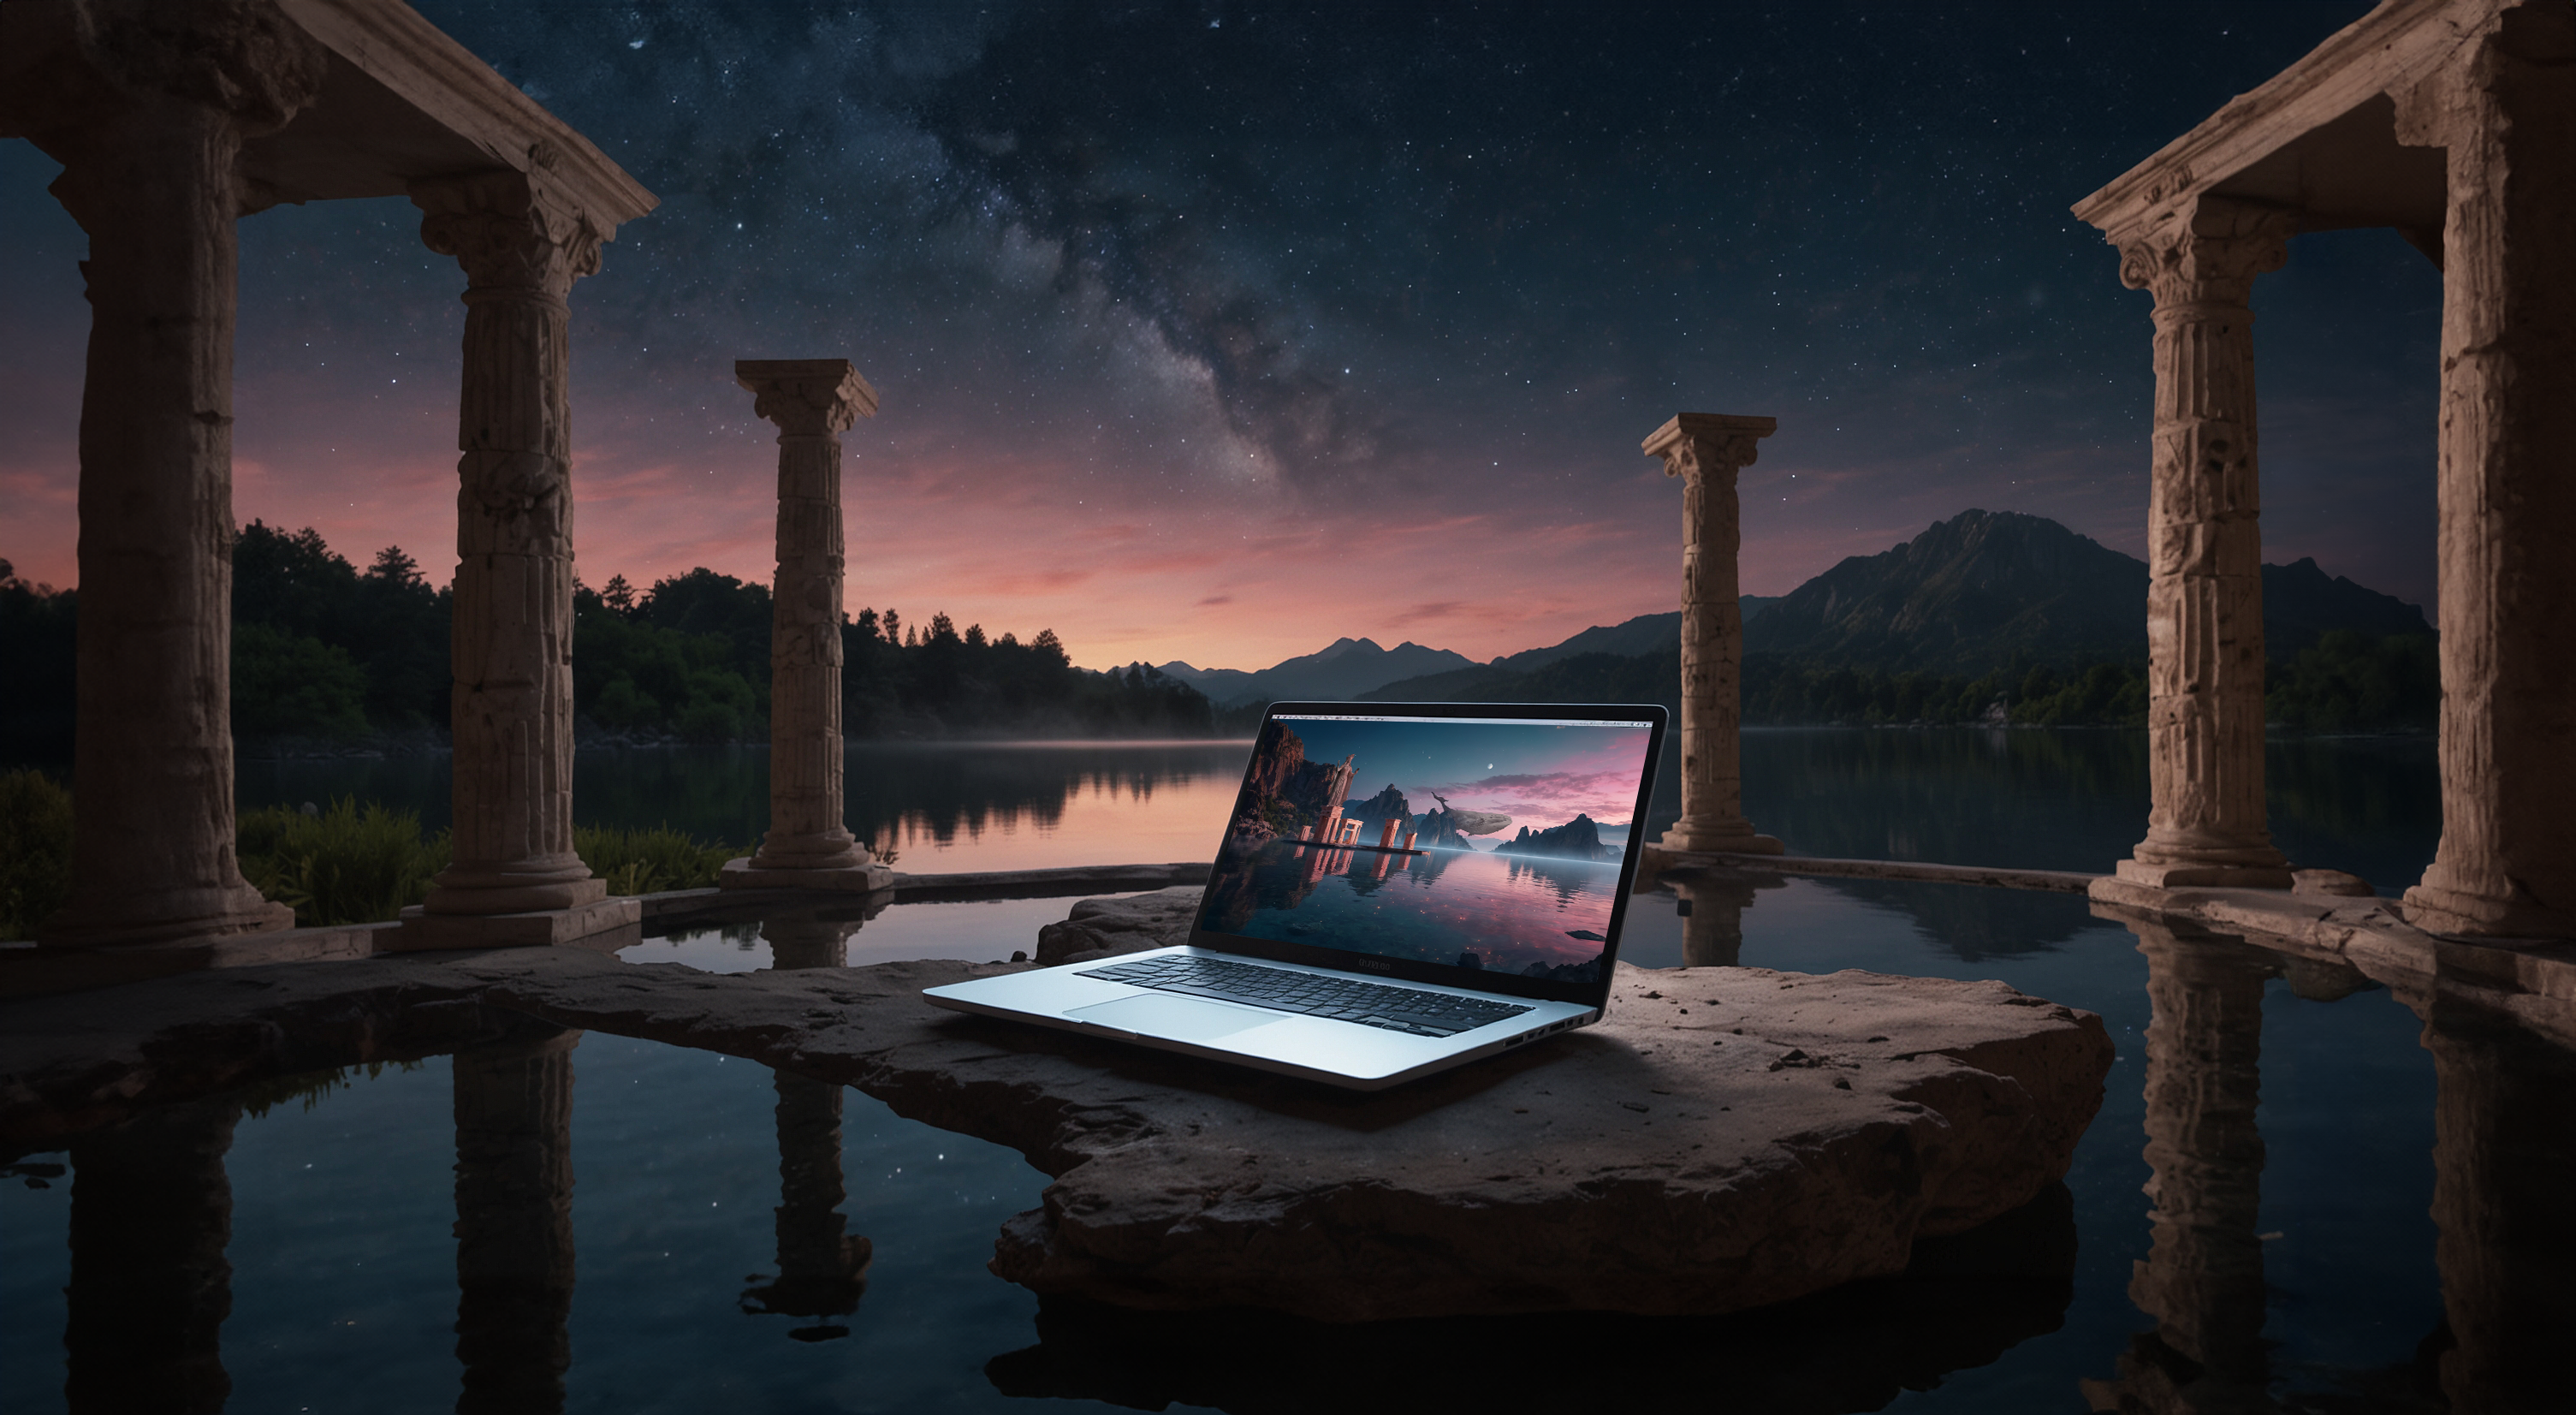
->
10;728;2548;1412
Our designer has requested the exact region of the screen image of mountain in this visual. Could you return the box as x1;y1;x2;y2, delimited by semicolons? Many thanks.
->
1202;715;1651;978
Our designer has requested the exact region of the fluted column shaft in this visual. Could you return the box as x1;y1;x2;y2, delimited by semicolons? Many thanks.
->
1646;413;1780;856
413;173;608;916
2397;2;2576;937
453;1031;580;1415
736;360;878;872
34;4;324;946
2114;199;2293;890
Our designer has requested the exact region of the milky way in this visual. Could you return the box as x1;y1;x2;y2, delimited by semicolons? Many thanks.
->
0;0;2436;668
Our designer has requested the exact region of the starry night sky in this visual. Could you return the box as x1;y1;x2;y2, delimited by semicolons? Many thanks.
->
0;0;2439;669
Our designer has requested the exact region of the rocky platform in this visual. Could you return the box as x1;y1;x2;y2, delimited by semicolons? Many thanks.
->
2;911;2110;1322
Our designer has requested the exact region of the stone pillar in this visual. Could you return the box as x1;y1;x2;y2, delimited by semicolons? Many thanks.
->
395;170;633;949
2419;997;2576;1415
1644;413;1781;856
31;3;325;948
453;1031;580;1415
65;1097;243;1415
720;360;891;893
2112;197;2295;891
2084;919;2274;1412
2395;2;2576;938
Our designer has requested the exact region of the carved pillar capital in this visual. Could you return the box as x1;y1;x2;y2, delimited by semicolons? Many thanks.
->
411;169;605;306
2115;198;2294;312
70;0;328;129
30;0;329;228
736;360;879;438
1643;413;1776;484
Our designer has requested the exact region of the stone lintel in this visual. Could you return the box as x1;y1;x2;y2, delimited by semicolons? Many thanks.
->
258;0;656;226
716;859;897;895
1641;413;1777;464
385;898;641;953
2070;0;2488;247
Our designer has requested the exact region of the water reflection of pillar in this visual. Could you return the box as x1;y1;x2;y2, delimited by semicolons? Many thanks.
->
65;1097;242;1414
1671;874;1763;969
453;1032;580;1415
745;914;872;1335
2088;920;2275;1412
740;1069;873;1336
763;913;861;972
2421;999;2576;1413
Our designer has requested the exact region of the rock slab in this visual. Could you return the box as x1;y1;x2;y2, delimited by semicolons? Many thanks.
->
2;934;2110;1323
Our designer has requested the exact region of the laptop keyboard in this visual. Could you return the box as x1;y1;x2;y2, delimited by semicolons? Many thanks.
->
1073;954;1535;1038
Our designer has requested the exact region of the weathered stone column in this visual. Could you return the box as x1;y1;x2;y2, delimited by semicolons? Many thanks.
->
721;360;891;893
2084;919;2275;1412
1645;413;1781;856
2395;2;2576;938
66;1097;244;1415
2112;197;2294;891
453;1031;580;1415
2419;997;2576;1414
396;170;632;948
25;3;324;948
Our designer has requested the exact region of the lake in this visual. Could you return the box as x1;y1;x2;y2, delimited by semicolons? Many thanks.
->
10;727;2542;1412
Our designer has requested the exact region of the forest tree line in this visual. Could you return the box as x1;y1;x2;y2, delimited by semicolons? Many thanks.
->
1;523;2443;756
0;524;1214;752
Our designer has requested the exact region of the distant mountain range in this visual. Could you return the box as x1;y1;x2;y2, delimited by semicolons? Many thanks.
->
1178;509;2430;709
1735;509;2425;671
1158;636;1478;709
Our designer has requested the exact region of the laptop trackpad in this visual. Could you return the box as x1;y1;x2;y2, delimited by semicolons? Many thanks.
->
1071;993;1279;1041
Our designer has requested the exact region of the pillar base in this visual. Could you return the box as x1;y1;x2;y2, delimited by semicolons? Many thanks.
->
1657;826;1784;856
718;859;896;894
2400;881;2576;942
2116;858;2294;890
38;891;294;951
423;873;608;916
386;898;641;953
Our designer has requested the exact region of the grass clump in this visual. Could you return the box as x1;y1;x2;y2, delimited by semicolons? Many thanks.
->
0;769;74;941
574;823;739;895
238;798;450;926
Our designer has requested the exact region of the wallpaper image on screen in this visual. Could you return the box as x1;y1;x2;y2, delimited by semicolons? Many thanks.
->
1196;714;1654;982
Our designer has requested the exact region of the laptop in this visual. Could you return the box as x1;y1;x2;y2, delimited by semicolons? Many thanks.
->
922;700;1667;1090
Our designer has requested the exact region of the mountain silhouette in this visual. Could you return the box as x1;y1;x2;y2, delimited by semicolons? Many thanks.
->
1739;509;2148;671
1359;509;2430;703
1159;637;1476;708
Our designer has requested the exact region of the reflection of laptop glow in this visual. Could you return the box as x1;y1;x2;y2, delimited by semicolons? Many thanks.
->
923;700;1667;1090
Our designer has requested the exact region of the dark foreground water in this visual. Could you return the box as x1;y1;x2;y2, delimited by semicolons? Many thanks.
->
9;728;2548;1412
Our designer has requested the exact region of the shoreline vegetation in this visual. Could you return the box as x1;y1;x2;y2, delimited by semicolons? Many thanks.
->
0;770;883;942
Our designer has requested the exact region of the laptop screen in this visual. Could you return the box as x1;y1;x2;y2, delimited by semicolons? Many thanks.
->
1194;705;1663;1000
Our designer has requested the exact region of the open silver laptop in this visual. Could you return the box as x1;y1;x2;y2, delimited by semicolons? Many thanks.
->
923;700;1666;1090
